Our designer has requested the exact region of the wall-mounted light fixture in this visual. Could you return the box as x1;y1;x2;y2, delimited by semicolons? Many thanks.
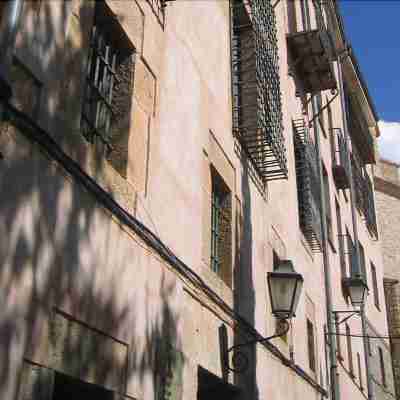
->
224;260;303;373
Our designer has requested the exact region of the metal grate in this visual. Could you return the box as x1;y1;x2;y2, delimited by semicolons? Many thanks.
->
81;2;135;151
145;0;173;26
293;119;322;252
363;174;378;238
231;0;287;181
331;127;350;189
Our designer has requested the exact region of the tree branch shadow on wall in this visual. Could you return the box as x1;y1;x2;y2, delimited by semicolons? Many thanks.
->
0;2;182;400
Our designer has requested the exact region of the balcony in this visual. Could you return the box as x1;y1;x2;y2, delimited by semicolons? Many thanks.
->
286;1;337;94
347;95;376;164
331;128;350;189
231;0;287;181
293;119;322;252
351;152;364;213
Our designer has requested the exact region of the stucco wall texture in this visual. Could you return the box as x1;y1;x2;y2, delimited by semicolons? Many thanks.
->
375;159;400;398
0;1;395;400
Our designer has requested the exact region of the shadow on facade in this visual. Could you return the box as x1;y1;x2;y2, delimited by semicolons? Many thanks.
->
0;2;182;399
233;153;259;400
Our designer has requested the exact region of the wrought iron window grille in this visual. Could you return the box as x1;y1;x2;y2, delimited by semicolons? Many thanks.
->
81;2;135;153
231;0;287;181
210;170;231;278
331;128;350;189
293;118;322;252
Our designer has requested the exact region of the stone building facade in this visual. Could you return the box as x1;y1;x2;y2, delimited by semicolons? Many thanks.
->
375;159;400;398
0;1;395;400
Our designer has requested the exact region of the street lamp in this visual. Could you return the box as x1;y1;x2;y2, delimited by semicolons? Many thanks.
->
342;276;368;308
224;260;303;373
267;260;304;319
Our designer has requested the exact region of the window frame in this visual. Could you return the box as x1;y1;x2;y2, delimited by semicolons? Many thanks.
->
371;262;380;310
81;1;135;150
210;168;232;285
307;318;316;373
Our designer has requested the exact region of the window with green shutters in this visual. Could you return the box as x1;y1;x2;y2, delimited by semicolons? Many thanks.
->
210;169;232;285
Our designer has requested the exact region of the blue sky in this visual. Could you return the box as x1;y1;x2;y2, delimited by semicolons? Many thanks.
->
339;0;400;162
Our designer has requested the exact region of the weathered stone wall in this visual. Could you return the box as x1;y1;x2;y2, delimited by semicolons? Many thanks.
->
375;158;400;398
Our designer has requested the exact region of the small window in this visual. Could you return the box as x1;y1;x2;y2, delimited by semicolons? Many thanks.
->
300;0;311;30
371;262;380;310
323;165;333;246
52;372;113;400
315;92;325;137
81;1;135;176
357;352;364;391
358;241;366;280
379;347;386;387
210;168;232;286
346;323;354;376
307;319;316;372
336;199;346;281
10;57;42;119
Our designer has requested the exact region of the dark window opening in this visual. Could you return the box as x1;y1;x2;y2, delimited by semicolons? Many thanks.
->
322;164;333;247
211;168;232;287
346;323;354;376
197;367;240;400
10;57;42;119
371;263;380;310
52;372;113;400
358;241;366;280
357;352;364;391
300;0;311;30
307;319;316;372
379;347;386;387
81;1;136;177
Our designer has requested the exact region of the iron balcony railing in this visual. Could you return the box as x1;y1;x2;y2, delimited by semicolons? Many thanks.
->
363;173;378;238
351;152;364;214
231;0;287;181
293;119;322;252
286;0;336;94
331;128;350;189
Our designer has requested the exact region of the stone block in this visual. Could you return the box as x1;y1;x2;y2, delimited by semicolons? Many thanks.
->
134;59;156;116
49;311;128;393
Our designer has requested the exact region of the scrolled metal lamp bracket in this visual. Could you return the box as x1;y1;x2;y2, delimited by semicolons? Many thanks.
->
225;319;290;373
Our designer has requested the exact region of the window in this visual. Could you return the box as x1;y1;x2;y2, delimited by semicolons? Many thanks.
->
358;241;366;280
315;92;325;137
210;168;232;286
307;319;316;372
371;263;380;310
379;347;386;387
357;353;364;391
323;165;333;246
231;0;286;181
52;372;114;400
81;1;135;176
336;199;346;280
10;57;42;119
335;319;343;360
300;0;311;30
346;230;356;277
346;323;354;376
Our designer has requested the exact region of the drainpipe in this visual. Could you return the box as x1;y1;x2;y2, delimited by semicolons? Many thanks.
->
336;50;373;400
0;0;23;102
311;96;340;400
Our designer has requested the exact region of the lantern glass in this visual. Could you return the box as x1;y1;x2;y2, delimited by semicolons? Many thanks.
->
344;277;368;307
268;260;303;319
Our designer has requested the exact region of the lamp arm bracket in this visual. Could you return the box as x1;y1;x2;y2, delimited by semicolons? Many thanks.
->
225;319;290;373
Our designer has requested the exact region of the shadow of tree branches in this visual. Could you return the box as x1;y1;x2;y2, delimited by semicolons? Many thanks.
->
0;2;181;399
